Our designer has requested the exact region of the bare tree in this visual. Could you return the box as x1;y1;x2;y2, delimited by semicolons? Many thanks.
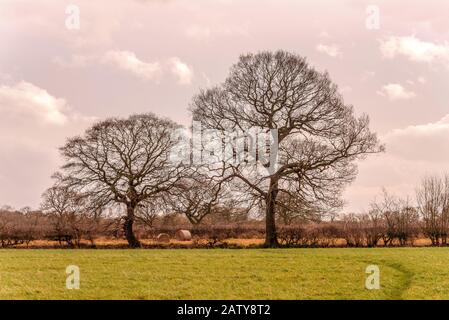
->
135;200;161;231
275;190;323;225
41;183;82;246
165;173;224;225
416;174;449;245
59;113;184;247
369;190;418;246
191;51;383;247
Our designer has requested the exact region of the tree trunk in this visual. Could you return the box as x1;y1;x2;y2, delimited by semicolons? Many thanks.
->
124;205;141;248
264;179;279;248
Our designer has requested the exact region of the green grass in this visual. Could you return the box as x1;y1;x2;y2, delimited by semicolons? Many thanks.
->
0;248;449;299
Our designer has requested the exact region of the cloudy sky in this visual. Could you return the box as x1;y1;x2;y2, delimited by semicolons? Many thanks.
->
1;0;449;211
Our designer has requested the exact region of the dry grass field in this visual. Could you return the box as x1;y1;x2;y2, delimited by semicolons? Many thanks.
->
4;237;436;249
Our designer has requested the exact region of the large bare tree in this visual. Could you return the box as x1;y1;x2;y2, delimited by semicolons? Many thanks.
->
191;51;383;247
59;113;183;247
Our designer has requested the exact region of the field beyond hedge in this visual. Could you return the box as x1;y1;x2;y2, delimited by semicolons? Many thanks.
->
1;248;448;300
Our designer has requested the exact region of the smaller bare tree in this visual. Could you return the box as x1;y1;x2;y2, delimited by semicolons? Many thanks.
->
41;176;102;247
370;190;419;246
59;114;185;247
416;174;449;245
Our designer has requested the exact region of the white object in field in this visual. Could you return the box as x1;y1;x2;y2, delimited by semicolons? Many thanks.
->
156;233;170;243
175;229;192;241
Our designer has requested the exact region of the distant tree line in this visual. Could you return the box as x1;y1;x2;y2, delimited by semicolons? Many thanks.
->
2;173;449;248
0;203;256;248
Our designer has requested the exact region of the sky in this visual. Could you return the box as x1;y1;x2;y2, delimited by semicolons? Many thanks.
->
1;0;449;212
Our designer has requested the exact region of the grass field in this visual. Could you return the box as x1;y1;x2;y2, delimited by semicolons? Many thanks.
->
0;248;449;300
